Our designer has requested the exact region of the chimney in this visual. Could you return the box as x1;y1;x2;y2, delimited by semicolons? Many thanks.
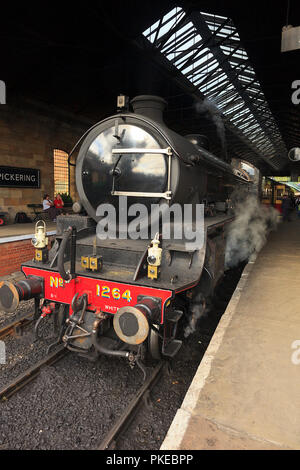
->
130;95;167;123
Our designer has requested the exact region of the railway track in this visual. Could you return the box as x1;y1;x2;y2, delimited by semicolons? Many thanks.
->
1;349;166;449
98;361;165;450
0;314;35;340
0;345;68;400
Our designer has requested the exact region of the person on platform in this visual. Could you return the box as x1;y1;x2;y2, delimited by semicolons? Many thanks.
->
296;197;300;219
54;193;64;215
281;194;292;222
43;194;58;221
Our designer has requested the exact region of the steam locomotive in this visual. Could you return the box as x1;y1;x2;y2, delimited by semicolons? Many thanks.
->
0;95;249;374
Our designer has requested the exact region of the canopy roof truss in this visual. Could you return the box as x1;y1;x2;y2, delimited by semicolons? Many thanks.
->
143;6;287;170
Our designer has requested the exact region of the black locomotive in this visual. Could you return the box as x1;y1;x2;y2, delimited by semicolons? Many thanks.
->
0;95;249;373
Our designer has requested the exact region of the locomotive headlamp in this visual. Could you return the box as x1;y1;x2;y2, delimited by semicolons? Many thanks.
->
147;255;157;265
32;220;48;262
32;220;48;248
147;233;162;280
117;94;129;111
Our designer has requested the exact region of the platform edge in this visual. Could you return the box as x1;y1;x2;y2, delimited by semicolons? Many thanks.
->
160;259;256;450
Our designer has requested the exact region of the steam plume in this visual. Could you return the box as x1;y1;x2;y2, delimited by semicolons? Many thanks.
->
184;292;206;338
225;189;279;269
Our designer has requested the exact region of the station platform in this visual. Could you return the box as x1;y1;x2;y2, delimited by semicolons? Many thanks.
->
0;222;56;277
162;217;300;450
0;222;56;243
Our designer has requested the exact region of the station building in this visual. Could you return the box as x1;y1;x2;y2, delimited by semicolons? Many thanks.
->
0;101;91;222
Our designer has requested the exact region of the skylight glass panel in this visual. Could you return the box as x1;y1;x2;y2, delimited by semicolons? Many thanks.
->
231;110;251;122
143;7;286;161
202;12;228;22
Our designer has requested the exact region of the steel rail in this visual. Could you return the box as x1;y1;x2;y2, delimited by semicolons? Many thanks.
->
0;314;35;340
98;361;165;450
0;345;68;400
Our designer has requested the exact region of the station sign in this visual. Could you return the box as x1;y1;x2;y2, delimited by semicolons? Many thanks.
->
0;166;40;188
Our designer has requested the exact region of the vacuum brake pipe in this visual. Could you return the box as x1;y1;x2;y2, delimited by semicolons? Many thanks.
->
57;226;77;281
91;318;130;358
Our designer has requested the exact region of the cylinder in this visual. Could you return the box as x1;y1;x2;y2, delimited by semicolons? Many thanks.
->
0;277;43;313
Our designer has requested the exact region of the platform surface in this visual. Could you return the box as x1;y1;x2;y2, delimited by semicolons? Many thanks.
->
162;217;300;450
0;222;56;242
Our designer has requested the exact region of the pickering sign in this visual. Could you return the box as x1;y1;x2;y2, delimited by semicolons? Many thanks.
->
0;166;40;188
0;80;5;104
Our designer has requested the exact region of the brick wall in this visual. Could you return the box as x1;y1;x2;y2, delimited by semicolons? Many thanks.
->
0;236;55;277
0;101;92;222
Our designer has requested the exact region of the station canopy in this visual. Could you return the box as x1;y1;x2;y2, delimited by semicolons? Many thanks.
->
143;6;287;170
2;1;300;176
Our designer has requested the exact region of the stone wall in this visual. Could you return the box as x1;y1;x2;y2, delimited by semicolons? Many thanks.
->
0;101;93;222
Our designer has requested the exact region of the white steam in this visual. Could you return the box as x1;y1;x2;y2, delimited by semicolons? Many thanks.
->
196;98;226;155
225;190;279;269
183;189;278;338
184;292;206;338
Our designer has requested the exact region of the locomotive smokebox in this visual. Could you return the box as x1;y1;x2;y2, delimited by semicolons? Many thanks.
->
0;277;43;313
113;297;160;345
